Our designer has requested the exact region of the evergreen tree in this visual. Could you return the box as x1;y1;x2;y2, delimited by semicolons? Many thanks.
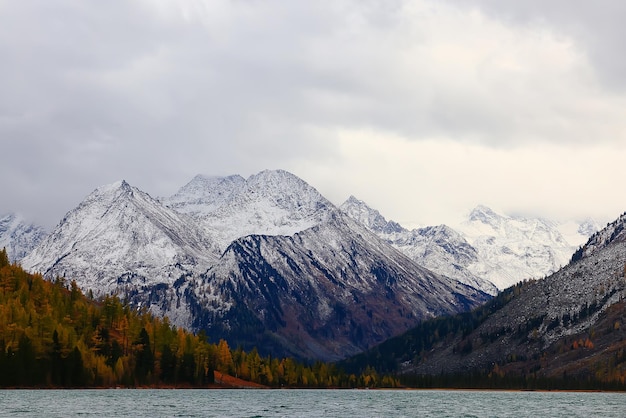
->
134;328;154;384
50;329;63;386
0;248;8;268
160;344;177;384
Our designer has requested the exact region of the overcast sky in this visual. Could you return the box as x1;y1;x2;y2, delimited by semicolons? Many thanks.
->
2;0;625;229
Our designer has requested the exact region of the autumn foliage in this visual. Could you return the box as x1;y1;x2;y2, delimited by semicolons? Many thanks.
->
0;248;396;388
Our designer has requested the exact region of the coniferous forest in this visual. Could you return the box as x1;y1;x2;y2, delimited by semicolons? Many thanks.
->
0;248;397;388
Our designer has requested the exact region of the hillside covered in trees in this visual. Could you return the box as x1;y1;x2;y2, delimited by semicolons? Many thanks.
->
339;279;626;391
0;248;396;388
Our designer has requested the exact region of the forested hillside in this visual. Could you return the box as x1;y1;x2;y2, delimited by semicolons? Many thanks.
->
0;248;395;388
339;277;626;390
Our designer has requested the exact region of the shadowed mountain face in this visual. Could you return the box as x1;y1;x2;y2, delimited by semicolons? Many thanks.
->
187;211;489;360
19;170;490;361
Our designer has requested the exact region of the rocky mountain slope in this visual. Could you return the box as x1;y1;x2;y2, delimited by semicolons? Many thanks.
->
342;211;626;381
20;171;489;361
0;213;47;262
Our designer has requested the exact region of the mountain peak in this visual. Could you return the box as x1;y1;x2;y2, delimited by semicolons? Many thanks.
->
468;205;504;225
239;169;331;210
165;174;246;216
165;169;334;249
340;196;405;235
22;180;220;297
92;180;136;200
244;169;319;196
346;195;359;202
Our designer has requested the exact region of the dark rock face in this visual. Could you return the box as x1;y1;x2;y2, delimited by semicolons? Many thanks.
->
188;211;490;361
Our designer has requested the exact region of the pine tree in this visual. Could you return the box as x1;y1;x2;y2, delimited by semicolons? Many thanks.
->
134;328;154;384
160;344;177;383
0;248;8;268
50;329;63;386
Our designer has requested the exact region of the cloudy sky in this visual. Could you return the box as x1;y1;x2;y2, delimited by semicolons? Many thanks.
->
2;0;625;229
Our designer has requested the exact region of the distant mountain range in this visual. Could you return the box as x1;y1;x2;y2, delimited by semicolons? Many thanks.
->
340;211;626;384
340;197;597;292
7;169;598;361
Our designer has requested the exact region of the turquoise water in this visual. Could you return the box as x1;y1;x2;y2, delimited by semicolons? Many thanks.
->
0;389;624;417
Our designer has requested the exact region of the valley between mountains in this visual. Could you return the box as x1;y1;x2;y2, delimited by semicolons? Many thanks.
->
3;169;603;365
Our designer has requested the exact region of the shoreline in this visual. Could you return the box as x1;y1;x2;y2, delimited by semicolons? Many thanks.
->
1;386;623;393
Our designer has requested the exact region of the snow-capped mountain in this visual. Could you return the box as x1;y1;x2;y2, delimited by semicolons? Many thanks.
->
457;205;584;289
20;171;490;361
0;213;47;262
164;170;334;251
340;199;596;292
165;174;246;216
339;196;405;235
340;197;498;295
558;217;601;247
398;210;626;379
22;180;220;297
144;209;489;360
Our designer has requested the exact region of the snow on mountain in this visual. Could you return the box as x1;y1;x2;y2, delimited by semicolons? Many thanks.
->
0;213;47;262
164;174;246;216
404;212;626;378
340;197;498;295
21;180;220;299
339;196;405;235
570;212;626;262
340;199;598;292
557;218;601;248
457;205;582;290
164;169;335;250
18;172;489;360
178;209;490;360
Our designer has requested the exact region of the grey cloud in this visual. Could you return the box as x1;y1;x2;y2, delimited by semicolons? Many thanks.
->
1;1;625;227
443;0;626;90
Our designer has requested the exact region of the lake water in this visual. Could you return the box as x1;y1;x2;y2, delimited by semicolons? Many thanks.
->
0;389;624;417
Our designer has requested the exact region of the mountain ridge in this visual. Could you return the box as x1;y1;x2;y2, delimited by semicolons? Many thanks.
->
20;171;489;361
164;169;334;251
340;196;596;291
22;180;220;297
